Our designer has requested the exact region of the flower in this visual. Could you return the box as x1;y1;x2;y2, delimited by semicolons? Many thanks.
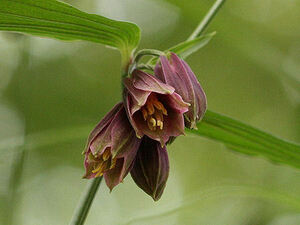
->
123;69;190;146
130;137;169;201
83;102;141;190
155;53;207;129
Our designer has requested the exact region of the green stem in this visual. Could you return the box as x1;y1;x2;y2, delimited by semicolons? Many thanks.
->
70;177;103;225
129;49;164;74
187;0;226;40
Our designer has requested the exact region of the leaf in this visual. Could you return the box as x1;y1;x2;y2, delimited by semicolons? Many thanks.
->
169;31;216;59
186;110;300;169
147;32;215;66
0;0;140;61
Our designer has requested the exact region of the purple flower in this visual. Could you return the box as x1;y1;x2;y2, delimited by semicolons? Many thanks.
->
130;137;169;201
83;102;141;190
123;70;190;146
155;53;207;129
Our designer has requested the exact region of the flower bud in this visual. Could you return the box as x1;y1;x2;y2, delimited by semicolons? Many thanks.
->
130;137;169;201
123;70;189;146
83;102;141;190
155;53;207;129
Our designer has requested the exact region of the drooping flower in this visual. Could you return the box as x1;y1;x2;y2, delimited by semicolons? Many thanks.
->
130;137;169;201
155;53;207;129
123;69;190;146
83;102;141;190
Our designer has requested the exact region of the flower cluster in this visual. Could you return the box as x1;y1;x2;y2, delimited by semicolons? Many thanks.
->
83;53;207;201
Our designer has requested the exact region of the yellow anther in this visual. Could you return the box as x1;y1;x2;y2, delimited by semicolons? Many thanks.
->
142;108;148;120
102;149;111;161
153;100;168;115
95;171;103;177
147;118;157;131
157;120;163;130
92;161;105;174
150;117;156;127
146;102;155;115
154;111;163;122
142;94;168;131
110;158;117;169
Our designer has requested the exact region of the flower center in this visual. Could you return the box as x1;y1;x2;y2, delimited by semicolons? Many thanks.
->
141;94;168;131
91;148;116;177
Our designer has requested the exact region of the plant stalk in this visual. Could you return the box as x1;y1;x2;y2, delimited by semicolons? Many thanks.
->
187;0;226;40
69;177;103;225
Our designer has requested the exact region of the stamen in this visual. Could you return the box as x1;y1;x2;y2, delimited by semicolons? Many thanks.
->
110;158;117;169
146;102;155;115
150;118;156;127
153;100;168;115
92;161;105;174
95;170;103;177
91;149;116;177
157;120;163;130
142;108;148;120
102;149;111;161
154;111;163;122
147;118;156;131
141;94;168;131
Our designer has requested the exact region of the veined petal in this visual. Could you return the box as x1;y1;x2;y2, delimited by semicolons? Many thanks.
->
123;78;151;107
84;102;123;154
130;137;169;201
181;59;207;123
132;70;175;94
155;53;207;129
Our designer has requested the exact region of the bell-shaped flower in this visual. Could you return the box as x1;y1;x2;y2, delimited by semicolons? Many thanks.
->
130;137;169;201
123;70;189;146
83;102;141;190
155;53;207;129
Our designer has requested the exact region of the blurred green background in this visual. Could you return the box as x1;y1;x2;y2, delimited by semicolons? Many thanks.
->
1;0;300;224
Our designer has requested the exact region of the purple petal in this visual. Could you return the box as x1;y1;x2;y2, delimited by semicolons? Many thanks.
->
123;78;151;107
104;132;141;190
155;53;207;128
84;102;123;154
132;70;175;94
130;137;169;201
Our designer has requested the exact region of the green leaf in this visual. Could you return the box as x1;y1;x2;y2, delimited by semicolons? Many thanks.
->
147;32;215;66
0;0;140;63
169;32;216;59
186;110;300;169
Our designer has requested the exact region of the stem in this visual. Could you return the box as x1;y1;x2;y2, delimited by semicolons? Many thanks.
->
70;177;103;225
187;0;226;40
133;49;165;64
129;49;164;74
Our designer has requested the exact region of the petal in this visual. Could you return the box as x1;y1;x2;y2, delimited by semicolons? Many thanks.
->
157;54;192;102
132;70;175;94
104;133;141;190
123;78;151;107
123;91;144;138
83;151;96;179
131;93;188;145
84;102;123;154
181;59;207;123
103;159;124;190
155;53;207;128
130;137;169;201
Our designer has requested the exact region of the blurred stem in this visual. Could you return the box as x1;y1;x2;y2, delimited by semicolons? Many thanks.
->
187;0;226;40
70;177;103;225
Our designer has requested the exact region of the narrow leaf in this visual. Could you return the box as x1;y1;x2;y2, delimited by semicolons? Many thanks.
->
0;0;140;60
148;32;215;66
169;32;216;59
187;110;300;169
